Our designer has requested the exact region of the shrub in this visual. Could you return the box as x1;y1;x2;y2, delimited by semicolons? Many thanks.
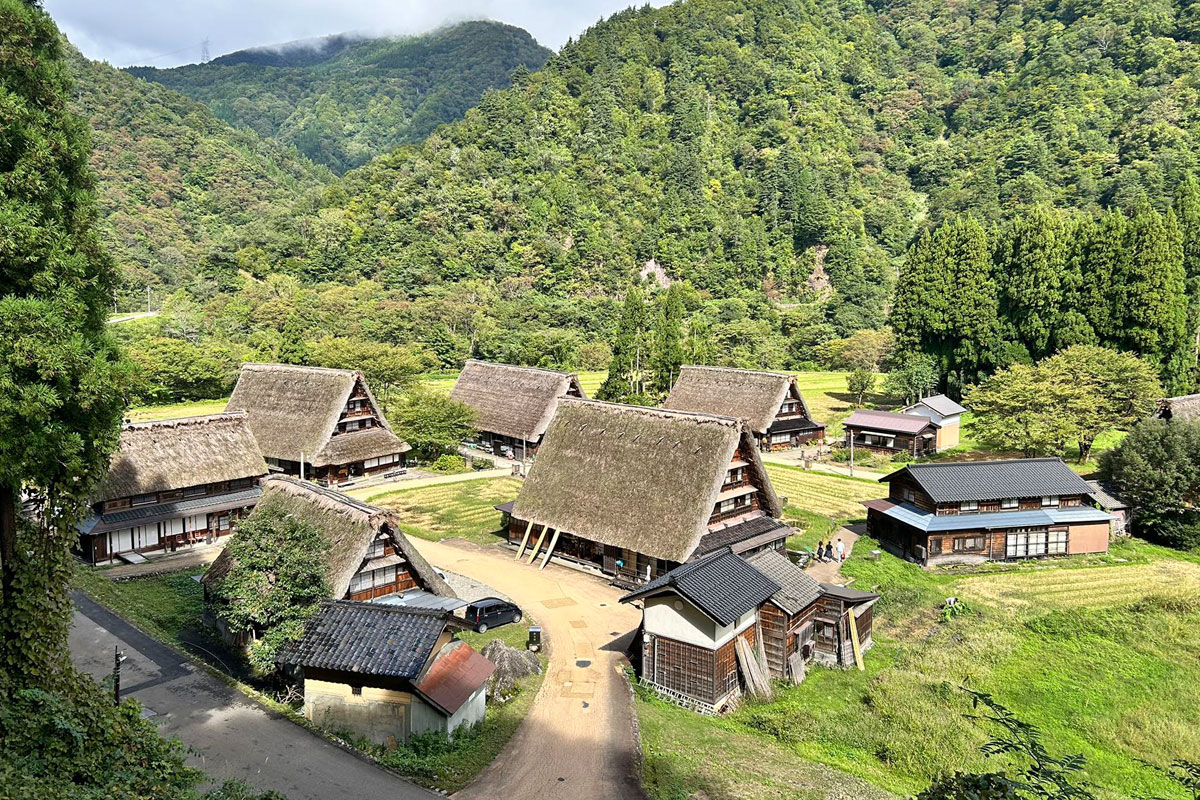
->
430;454;470;474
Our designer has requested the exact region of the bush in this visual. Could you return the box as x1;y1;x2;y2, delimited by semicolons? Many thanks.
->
1140;510;1200;550
430;454;470;474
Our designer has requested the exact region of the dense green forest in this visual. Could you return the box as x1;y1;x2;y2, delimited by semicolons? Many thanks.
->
126;22;552;174
66;46;332;308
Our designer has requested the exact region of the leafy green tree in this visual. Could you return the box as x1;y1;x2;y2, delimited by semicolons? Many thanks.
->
966;364;1075;457
211;504;331;674
847;368;875;407
389;387;477;460
649;283;686;397
598;286;650;402
307;336;429;406
278;314;309;365
0;0;126;688
816;328;894;371
883;354;940;405
1101;418;1200;544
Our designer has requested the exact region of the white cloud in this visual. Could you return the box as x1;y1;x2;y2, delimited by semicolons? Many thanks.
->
43;0;667;67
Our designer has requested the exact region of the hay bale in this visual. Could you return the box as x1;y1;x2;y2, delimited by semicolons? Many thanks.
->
480;640;542;703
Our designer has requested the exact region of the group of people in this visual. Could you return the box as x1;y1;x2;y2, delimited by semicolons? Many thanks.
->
814;538;846;564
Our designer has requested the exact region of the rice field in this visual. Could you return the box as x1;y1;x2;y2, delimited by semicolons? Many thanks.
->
369;477;521;545
958;560;1200;610
764;464;887;520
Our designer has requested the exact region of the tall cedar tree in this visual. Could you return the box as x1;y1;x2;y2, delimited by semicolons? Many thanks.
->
892;215;998;398
995;205;1068;361
1174;176;1200;388
598;285;650;402
0;0;125;687
649;283;686;397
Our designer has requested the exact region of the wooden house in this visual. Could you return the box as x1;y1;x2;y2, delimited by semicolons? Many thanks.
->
1087;480;1131;536
663;366;825;451
202;477;454;642
226;363;410;485
865;458;1114;567
278;601;494;745
900;394;967;451
621;549;878;713
842;409;940;457
449;359;586;460
505;400;791;586
76;413;267;565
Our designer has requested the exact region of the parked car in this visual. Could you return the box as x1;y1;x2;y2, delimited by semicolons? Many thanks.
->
464;597;522;633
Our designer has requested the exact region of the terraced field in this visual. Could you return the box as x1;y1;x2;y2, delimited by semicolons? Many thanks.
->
370;477;521;544
765;464;887;520
958;560;1200;609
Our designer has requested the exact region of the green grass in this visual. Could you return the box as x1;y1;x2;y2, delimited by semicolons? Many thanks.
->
369;477;521;545
765;463;887;519
126;398;229;422
636;540;1200;800
74;567;205;641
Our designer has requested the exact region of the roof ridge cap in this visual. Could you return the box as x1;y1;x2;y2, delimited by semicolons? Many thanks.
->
123;411;248;429
464;359;574;378
682;364;792;379
241;362;357;376
560;398;742;426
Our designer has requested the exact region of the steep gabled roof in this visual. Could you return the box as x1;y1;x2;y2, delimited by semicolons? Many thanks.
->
906;394;967;417
663;365;815;435
511;399;782;563
882;458;1095;503
96;413;267;500
276;601;459;678
225;363;407;467
1158;394;1200;421
744;549;822;615
843;409;936;435
620;549;780;626
450;360;585;442
202;476;452;599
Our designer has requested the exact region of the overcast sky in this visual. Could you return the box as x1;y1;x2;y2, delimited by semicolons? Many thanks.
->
45;0;666;68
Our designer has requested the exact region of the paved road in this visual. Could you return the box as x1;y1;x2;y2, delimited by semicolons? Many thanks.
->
69;593;436;800
411;538;646;800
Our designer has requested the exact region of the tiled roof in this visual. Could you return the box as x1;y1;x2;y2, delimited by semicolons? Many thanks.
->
744;549;822;615
620;549;780;626
887;458;1096;503
819;583;880;604
1086;480;1129;511
414;640;495;715
693;515;791;557
909;394;967;417
843;410;934;435
864;498;1112;532
78;487;262;536
276;601;455;678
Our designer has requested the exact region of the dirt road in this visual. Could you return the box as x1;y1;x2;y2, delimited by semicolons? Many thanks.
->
411;538;645;800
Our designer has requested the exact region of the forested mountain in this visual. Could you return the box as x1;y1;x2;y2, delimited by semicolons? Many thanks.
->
67;47;332;307
127;22;552;174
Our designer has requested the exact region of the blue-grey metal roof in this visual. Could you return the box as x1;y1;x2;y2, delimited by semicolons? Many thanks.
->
620;549;781;626
277;600;455;677
909;394;967;417
77;487;263;536
1085;480;1129;511
871;501;1111;532
373;590;467;613
886;458;1095;503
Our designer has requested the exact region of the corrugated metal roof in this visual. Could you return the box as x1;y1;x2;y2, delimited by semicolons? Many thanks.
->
868;501;1111;532
276;601;453;678
888;458;1096;503
908;394;967;417
620;549;781;626
844;410;933;435
413;641;495;715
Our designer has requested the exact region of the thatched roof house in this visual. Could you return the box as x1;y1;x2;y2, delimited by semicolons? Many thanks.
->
663;366;825;450
203;475;452;603
77;413;268;565
506;399;788;584
226;364;409;484
1157;393;1200;421
450;360;586;453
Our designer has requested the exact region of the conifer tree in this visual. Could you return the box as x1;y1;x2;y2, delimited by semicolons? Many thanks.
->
995;205;1068;360
649;283;686;397
0;0;126;686
1078;209;1127;343
278;314;310;365
598;285;649;402
1174;175;1200;388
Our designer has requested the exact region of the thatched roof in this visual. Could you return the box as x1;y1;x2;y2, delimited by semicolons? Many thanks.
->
202;476;452;600
663;366;814;435
1158;394;1200;422
97;413;266;501
511;400;782;563
225;363;408;467
450;360;585;442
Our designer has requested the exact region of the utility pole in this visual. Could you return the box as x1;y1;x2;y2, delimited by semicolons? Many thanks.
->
146;285;151;314
849;433;855;478
299;452;305;481
113;646;127;706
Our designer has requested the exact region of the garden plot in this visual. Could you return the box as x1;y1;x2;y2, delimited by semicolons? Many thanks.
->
765;465;887;520
958;560;1200;610
371;477;521;544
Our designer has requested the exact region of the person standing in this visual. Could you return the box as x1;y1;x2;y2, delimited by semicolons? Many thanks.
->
835;538;846;563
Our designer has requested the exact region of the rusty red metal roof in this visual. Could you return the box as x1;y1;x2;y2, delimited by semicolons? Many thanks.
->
414;641;496;715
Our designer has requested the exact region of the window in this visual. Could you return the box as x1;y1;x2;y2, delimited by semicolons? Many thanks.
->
217;515;230;531
770;432;791;444
718;495;750;515
1006;529;1048;558
1048;530;1068;555
348;566;396;594
229;477;253;490
780;401;798;414
1001;498;1019;509
953;536;985;552
959;500;979;512
351;685;362;696
1041;496;1060;507
103;498;131;512
366;537;387;559
724;467;745;486
929;538;943;555
131;493;157;506
902;488;915;503
159;490;182;502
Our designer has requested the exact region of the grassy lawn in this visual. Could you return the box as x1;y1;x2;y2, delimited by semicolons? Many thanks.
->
368;477;521;545
765;463;887;520
126;397;229;422
74;567;206;641
636;539;1200;800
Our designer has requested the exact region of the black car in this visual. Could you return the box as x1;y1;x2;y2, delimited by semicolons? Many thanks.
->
464;597;522;633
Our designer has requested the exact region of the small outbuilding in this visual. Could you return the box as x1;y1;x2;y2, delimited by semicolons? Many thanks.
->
663;366;825;450
842;409;941;457
450;359;586;461
1087;480;1131;536
226;363;410;485
900;394;967;451
278;601;495;745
